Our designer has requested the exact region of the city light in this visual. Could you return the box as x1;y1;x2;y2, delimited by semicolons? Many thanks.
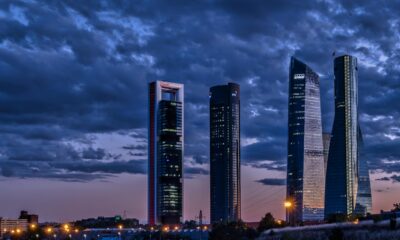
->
284;201;292;208
30;224;37;230
118;224;123;230
46;227;53;234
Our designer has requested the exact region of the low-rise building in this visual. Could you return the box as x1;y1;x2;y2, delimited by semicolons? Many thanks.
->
0;218;28;237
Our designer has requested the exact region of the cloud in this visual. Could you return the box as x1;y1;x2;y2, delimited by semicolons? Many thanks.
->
377;175;400;183
0;0;399;181
0;159;146;181
256;178;286;186
184;166;209;176
82;147;106;160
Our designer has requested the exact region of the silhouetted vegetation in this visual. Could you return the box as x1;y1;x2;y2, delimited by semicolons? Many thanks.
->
209;220;257;240
258;213;283;233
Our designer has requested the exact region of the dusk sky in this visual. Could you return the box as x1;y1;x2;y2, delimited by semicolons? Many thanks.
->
0;0;399;223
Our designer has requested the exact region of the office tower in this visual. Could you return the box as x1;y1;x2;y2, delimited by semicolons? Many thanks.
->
210;83;241;223
286;57;325;224
322;133;331;175
148;81;184;225
355;129;372;215
325;55;359;218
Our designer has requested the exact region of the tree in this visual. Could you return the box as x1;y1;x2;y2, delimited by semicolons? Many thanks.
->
392;202;400;212
257;213;279;233
326;213;347;223
209;220;257;240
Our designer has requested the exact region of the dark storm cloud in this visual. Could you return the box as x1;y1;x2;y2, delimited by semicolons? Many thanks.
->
82;147;106;160
256;178;286;186
122;144;147;151
377;175;400;183
192;155;208;165
0;0;399;181
0;159;146;181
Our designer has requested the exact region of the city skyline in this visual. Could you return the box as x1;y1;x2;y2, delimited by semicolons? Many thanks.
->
0;1;399;224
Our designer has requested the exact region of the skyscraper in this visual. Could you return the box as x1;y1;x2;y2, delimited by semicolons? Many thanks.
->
148;80;184;225
325;55;359;218
355;129;372;215
322;133;331;175
286;57;325;224
210;83;241;223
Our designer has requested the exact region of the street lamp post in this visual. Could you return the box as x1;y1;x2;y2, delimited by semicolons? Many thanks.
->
284;200;293;226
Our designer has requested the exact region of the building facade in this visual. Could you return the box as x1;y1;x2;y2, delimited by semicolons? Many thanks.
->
210;83;241;223
287;57;325;224
355;129;372;215
19;210;38;225
148;81;184;225
325;55;359;218
0;218;28;237
322;133;331;175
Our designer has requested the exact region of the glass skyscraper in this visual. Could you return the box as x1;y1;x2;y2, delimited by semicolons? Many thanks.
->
210;83;241;223
148;81;184;225
355;129;372;215
325;55;359;218
287;57;325;224
323;133;331;175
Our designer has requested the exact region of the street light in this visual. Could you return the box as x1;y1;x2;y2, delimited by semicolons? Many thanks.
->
284;200;293;226
284;201;292;208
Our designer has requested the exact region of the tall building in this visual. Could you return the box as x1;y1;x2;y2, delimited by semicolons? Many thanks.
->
286;57;325;224
210;83;241;223
322;133;331;175
355;129;372;215
148;80;184;225
325;55;359;218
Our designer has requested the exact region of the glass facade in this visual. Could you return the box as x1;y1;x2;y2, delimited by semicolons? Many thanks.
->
210;83;241;223
287;57;325;224
325;55;359;218
355;128;372;215
148;81;184;225
323;133;331;175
